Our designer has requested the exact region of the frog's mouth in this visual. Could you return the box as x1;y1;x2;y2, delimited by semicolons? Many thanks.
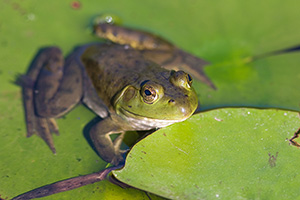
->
118;107;188;130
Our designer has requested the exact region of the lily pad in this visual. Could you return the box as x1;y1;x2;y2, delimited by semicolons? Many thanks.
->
1;0;300;199
114;108;300;199
197;51;300;111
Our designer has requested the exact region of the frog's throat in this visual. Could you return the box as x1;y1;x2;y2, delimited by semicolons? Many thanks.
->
118;107;188;130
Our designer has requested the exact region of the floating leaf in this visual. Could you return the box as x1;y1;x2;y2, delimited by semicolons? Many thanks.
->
114;108;300;199
1;0;300;199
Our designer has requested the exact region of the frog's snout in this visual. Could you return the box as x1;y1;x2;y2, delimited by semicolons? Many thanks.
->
167;94;189;105
167;95;197;118
178;105;194;118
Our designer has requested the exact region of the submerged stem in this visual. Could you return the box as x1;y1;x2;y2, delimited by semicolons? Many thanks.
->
12;165;122;200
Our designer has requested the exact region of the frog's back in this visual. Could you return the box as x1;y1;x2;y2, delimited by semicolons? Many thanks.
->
81;44;168;107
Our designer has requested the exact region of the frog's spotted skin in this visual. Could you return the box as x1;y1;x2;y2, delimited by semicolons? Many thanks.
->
22;23;213;166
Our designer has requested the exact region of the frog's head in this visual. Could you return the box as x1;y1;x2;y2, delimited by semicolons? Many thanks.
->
113;70;198;129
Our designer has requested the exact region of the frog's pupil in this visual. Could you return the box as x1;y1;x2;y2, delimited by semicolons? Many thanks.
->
145;89;151;96
187;74;192;82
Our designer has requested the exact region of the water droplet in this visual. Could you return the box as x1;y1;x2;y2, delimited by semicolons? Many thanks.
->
93;14;122;25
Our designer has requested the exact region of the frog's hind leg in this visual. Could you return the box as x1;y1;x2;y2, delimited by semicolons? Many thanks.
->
22;47;83;153
21;48;61;153
22;79;57;153
94;23;175;51
94;23;216;89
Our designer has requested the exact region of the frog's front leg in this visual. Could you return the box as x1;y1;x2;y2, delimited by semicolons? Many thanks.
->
90;117;127;165
22;47;83;153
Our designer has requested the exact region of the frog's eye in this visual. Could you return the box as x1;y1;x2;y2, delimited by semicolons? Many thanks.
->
187;73;193;87
170;70;193;88
141;84;158;104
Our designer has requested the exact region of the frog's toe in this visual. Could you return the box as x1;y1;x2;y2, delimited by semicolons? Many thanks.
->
119;149;129;154
47;118;59;136
16;74;35;88
110;152;126;166
33;117;58;154
111;156;124;166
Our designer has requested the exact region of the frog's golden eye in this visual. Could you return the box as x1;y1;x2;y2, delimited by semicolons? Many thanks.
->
141;84;158;104
187;73;193;87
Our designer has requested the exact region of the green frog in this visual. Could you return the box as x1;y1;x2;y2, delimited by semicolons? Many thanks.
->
22;22;215;166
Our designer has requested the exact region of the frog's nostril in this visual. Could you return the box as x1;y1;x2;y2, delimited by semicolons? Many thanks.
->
168;99;175;104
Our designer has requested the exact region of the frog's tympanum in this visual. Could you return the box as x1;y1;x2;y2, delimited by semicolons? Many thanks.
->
22;22;214;166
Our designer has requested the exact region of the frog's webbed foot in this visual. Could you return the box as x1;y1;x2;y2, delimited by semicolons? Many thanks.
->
22;47;83;153
32;117;59;154
21;71;59;153
89;118;128;166
111;132;130;165
142;49;216;89
169;50;216;89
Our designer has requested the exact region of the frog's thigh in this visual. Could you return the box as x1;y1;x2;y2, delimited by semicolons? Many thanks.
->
34;51;83;118
90;118;124;165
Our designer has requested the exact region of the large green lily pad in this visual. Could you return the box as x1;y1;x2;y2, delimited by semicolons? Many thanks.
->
198;52;300;111
114;108;300;199
1;0;300;199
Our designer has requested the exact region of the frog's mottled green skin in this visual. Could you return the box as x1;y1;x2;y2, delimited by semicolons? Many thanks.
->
22;23;214;165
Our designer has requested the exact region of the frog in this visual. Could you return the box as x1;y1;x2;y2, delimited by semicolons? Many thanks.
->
21;21;215;166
